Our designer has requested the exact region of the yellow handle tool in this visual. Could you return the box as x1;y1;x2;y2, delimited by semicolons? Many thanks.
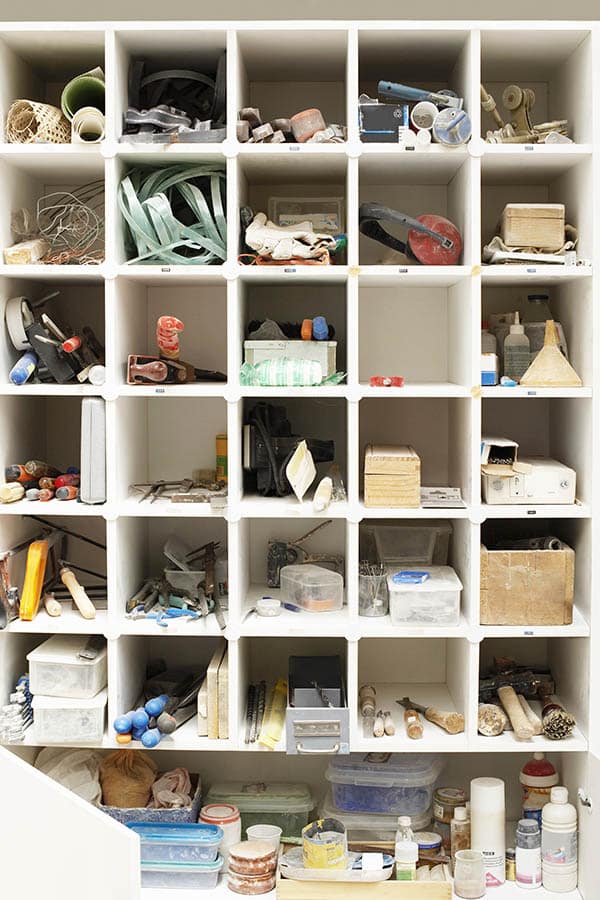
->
19;540;50;621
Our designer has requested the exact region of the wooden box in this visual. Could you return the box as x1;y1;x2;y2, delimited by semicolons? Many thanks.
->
500;203;565;252
364;445;420;508
480;543;575;625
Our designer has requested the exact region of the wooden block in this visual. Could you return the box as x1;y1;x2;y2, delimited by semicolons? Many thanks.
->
500;203;565;251
365;445;420;476
197;676;208;736
364;474;420;508
207;638;226;740
217;648;229;740
277;877;451;899
480;544;574;625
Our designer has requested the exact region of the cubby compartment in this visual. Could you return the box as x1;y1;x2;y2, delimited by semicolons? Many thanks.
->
358;397;473;509
112;634;230;748
114;274;227;391
358;28;472;145
115;396;227;508
237;635;348;751
476;636;588;751
114;153;227;268
0;29;105;138
113;28;227;143
235;29;348;138
0;274;105;392
114;516;228;635
481;155;593;265
481;397;591;507
238;517;349;634
0;514;107;633
358;277;472;391
241;396;347;510
0;154;105;266
0;394;103;513
358;517;473;634
239;277;347;384
481;275;593;390
356;637;471;750
480;28;593;144
359;155;473;267
480;517;591;636
237;153;348;265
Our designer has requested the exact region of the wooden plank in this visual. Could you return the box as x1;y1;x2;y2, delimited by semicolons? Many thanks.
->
207;638;226;741
218;646;229;740
277;879;451;899
197;675;208;737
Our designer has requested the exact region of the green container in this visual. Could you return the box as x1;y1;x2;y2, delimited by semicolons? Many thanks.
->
205;782;313;836
61;68;105;120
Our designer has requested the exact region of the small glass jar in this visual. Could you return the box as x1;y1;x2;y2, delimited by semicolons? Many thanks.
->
454;850;486;900
359;571;389;617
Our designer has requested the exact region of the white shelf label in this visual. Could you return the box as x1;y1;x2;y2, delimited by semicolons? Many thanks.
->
289;145;300;151
155;387;166;394
523;630;535;636
527;509;537;515
398;267;408;274
161;267;171;273
526;268;537;273
527;390;537;396
284;268;297;273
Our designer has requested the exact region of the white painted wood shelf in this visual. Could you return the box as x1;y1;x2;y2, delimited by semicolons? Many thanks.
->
0;19;599;900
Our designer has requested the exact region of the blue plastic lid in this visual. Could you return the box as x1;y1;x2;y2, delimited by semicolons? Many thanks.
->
140;855;224;873
127;822;223;845
391;571;430;584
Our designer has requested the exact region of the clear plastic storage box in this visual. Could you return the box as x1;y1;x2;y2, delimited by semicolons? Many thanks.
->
387;566;462;626
140;856;223;890
280;564;344;612
31;689;107;744
373;522;452;566
127;822;223;863
205;782;314;835
320;791;432;839
27;635;107;699
326;754;443;816
268;197;344;234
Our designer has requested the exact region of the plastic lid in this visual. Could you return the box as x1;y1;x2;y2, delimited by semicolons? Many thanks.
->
140;855;224;874
387;566;462;593
470;777;505;809
510;311;525;334
415;832;442;850
27;634;106;666
200;803;240;824
521;752;557;778
434;787;467;805
398;816;411;827
206;783;313;813
32;689;107;709
327;754;443;789
506;848;516;859
517;819;539;834
127;822;223;845
453;807;468;822
551;786;569;804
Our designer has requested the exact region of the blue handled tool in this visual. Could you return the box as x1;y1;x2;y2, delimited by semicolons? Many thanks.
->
378;81;463;109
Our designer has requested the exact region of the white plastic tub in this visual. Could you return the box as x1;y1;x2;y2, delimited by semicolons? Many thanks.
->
326;753;443;816
127;822;223;863
387;566;462;626
280;564;344;612
27;635;107;699
141;856;224;890
31;689;107;744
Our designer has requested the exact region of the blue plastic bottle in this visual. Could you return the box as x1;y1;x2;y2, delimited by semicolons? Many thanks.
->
9;351;38;385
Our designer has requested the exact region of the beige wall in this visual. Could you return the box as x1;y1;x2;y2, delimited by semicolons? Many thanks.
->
2;0;599;21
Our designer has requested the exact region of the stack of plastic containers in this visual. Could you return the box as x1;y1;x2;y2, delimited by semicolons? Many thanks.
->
322;754;443;840
28;635;107;743
127;822;224;889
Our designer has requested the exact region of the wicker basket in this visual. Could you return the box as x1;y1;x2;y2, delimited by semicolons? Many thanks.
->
6;100;71;144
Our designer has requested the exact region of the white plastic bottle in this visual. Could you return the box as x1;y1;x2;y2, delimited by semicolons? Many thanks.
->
515;818;542;890
503;312;531;382
470;777;506;887
481;321;497;354
542;786;577;892
395;816;418;881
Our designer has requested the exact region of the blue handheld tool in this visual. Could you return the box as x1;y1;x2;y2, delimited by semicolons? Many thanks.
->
114;712;134;734
145;694;169;716
378;81;463;109
132;707;150;729
392;571;431;584
141;727;162;748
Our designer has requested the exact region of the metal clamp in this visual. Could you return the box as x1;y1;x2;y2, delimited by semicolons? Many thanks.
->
296;742;340;755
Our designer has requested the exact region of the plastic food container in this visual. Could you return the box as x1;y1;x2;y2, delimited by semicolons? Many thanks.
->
31;689;107;743
140;856;223;890
280;564;344;612
320;791;432;839
268;196;344;234
127;822;223;863
387;566;462;626
326;754;443;816
373;523;452;566
205;782;313;835
27;634;107;699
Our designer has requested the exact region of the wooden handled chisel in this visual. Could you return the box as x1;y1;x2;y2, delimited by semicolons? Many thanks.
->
397;696;465;734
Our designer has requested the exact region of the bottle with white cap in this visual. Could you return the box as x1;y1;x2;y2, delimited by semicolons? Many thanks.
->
520;752;559;826
541;786;577;892
470;777;505;887
503;311;531;382
395;816;418;881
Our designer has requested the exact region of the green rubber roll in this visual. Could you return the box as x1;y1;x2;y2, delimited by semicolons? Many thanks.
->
61;67;105;121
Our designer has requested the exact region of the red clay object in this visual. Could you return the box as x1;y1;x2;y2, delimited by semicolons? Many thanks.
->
370;376;405;387
408;214;462;266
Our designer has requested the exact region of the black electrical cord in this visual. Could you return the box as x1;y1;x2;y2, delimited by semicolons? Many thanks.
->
249;405;296;496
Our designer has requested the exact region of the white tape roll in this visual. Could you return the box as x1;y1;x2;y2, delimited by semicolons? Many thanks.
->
411;101;438;130
71;106;105;143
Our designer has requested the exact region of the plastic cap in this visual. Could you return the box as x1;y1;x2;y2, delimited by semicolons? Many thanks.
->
534;752;545;760
398;816;411;827
510;311;525;334
454;807;468;822
551;786;569;804
518;818;539;834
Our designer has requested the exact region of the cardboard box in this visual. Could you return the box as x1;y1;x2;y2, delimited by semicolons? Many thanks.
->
480;543;574;625
364;445;420;508
500;203;565;252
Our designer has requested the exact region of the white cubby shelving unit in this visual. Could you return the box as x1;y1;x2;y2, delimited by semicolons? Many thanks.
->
0;20;598;900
